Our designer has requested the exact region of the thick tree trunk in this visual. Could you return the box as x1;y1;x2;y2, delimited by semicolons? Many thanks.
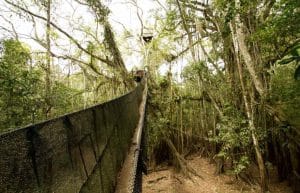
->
103;22;126;70
234;13;265;97
103;21;133;88
236;51;268;192
84;0;133;88
229;16;267;191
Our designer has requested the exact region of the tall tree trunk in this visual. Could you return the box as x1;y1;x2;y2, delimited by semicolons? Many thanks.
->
235;41;269;192
45;0;52;118
175;0;197;62
233;0;265;98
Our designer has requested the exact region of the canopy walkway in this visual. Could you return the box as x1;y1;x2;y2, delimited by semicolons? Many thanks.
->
0;78;147;193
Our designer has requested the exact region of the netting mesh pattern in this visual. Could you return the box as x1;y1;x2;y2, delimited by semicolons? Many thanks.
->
0;84;143;193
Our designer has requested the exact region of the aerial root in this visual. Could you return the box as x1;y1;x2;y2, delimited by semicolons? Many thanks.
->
165;138;203;181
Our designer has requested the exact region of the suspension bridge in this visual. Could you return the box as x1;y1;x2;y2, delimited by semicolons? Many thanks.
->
0;77;147;193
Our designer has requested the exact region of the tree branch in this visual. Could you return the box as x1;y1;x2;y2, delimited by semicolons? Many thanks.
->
4;0;113;66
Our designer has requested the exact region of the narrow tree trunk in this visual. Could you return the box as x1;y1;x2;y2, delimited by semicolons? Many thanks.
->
180;98;184;153
45;0;52;118
175;0;197;62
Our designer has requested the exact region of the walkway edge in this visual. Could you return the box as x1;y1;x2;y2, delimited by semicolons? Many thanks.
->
115;80;147;193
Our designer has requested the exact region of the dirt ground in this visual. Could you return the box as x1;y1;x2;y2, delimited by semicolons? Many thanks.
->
142;156;293;193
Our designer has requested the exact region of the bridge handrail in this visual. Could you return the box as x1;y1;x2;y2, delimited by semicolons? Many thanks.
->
115;78;147;193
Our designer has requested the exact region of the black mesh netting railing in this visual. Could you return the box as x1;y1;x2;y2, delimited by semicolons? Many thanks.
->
0;82;146;193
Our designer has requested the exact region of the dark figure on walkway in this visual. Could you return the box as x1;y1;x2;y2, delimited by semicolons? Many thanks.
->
134;70;146;82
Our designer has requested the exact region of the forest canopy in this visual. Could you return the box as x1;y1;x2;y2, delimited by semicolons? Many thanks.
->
0;0;299;192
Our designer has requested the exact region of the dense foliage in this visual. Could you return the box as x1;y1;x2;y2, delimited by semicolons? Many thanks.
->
143;0;300;192
0;0;299;192
0;39;42;130
0;39;85;132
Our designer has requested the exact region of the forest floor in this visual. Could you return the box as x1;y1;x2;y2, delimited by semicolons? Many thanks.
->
142;155;293;193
